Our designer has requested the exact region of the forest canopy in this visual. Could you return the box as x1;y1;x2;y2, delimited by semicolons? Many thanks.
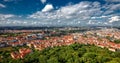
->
1;43;120;63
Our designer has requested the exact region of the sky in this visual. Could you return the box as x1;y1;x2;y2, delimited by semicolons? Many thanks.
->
0;0;120;27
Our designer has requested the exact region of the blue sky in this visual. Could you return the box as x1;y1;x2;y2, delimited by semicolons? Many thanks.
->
0;0;120;26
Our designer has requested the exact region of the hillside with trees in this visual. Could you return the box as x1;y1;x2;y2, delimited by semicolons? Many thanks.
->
1;43;120;63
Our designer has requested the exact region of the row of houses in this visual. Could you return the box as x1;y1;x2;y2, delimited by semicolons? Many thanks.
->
27;35;74;50
11;48;32;59
73;33;120;52
26;32;120;52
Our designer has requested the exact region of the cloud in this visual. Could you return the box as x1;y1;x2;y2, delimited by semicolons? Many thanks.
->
30;1;102;19
0;3;6;8
42;4;54;12
0;14;30;26
109;16;120;23
40;0;46;4
0;14;15;20
91;15;108;19
1;1;120;26
110;4;120;10
0;14;22;26
29;1;120;26
29;1;103;26
102;3;120;15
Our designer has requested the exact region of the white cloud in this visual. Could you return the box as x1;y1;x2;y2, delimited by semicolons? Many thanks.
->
40;0;46;4
1;1;120;26
30;1;102;20
0;14;15;20
42;4;54;12
109;16;120;23
29;1;103;26
110;4;120;10
91;15;108;19
103;3;120;15
28;1;106;26
0;14;23;26
0;3;6;8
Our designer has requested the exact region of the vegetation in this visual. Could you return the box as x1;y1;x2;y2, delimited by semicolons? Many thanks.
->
0;33;21;37
114;39;120;44
0;47;13;52
0;47;13;63
0;43;120;63
0;46;30;63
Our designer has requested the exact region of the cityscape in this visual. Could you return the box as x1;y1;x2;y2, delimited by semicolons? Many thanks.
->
0;0;120;63
0;27;120;62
